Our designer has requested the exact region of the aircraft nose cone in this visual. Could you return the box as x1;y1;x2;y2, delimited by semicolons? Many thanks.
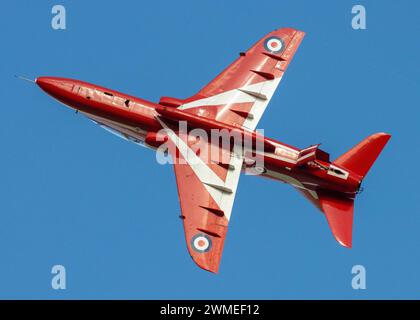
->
36;77;59;93
36;76;75;100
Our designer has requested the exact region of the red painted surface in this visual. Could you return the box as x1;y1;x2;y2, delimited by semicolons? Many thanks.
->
34;28;391;273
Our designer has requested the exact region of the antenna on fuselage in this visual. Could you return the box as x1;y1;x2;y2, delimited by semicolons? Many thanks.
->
15;75;36;83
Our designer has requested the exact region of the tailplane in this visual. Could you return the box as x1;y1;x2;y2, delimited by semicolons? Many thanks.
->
333;132;391;179
319;192;354;248
319;132;391;248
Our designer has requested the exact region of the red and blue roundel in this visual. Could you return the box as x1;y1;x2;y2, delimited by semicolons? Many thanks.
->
191;233;212;253
264;36;285;54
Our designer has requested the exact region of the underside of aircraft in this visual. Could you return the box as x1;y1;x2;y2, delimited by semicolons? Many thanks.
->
32;28;390;273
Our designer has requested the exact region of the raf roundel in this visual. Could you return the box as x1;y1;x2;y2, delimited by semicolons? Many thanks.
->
191;234;212;253
264;36;285;54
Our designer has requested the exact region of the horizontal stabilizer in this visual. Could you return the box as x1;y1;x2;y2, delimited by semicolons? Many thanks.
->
334;133;391;178
319;192;354;248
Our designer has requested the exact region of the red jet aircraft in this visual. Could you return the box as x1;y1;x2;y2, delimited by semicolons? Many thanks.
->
32;28;390;273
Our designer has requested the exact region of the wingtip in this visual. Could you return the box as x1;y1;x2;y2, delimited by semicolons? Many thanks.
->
372;132;391;139
379;132;392;141
270;28;306;39
190;255;219;274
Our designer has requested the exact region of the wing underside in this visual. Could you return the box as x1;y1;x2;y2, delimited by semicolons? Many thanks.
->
160;28;305;131
157;117;243;273
154;28;305;272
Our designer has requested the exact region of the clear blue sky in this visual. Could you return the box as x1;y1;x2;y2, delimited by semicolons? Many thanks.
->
0;0;419;299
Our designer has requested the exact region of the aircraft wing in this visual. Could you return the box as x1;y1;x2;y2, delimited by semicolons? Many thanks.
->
157;117;243;273
160;28;304;130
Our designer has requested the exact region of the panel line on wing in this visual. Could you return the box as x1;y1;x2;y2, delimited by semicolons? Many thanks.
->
157;117;231;215
156;117;244;221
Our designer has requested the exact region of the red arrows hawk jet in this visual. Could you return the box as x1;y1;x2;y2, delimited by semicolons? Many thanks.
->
33;28;390;273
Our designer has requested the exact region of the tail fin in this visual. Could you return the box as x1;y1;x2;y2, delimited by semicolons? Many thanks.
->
319;133;390;248
333;132;391;179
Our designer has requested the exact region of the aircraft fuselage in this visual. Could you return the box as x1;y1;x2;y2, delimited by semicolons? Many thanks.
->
36;76;362;205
